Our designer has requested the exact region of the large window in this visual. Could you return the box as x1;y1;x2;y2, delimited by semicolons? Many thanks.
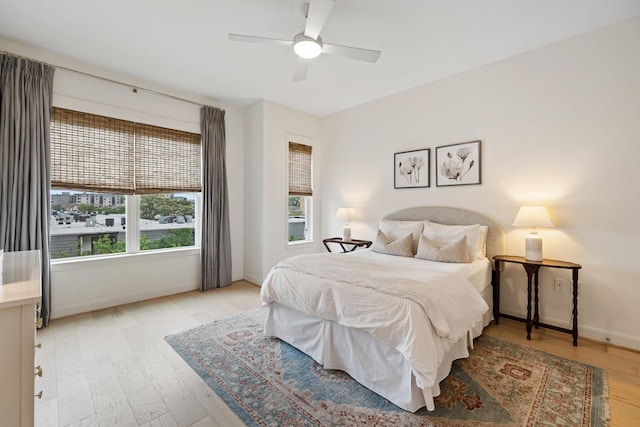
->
49;108;201;259
288;142;313;244
49;191;197;259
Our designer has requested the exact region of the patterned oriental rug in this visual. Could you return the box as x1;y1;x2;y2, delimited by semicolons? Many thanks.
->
165;309;609;426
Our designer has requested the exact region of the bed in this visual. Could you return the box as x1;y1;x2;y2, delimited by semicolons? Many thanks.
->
260;206;504;412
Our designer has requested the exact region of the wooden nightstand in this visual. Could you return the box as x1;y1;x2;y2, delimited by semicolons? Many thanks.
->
493;255;582;346
322;237;372;253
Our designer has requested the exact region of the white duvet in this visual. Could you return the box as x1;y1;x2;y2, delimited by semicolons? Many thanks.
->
260;250;489;389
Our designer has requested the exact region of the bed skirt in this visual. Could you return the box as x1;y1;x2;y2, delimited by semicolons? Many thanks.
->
264;285;494;412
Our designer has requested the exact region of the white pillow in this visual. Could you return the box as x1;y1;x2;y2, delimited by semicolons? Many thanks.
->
415;234;471;263
477;225;489;258
378;219;424;254
371;230;414;257
422;221;485;259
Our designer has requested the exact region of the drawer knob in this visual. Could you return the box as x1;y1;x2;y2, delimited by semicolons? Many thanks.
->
35;342;42;349
35;365;43;377
35;391;43;399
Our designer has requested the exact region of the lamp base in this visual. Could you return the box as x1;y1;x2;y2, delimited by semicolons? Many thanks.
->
342;225;351;242
525;233;543;261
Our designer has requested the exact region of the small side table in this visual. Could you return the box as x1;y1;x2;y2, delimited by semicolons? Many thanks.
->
493;255;582;346
323;237;372;253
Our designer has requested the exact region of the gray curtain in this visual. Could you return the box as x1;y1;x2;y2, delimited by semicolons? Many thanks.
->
200;106;232;290
0;53;55;326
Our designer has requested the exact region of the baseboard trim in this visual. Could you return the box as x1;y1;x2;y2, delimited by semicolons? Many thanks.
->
244;273;262;286
51;281;198;319
500;309;640;351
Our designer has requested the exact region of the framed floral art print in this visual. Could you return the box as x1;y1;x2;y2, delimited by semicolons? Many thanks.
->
436;140;481;187
394;148;430;189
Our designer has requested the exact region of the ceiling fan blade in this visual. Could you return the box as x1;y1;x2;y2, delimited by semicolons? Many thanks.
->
304;0;335;40
322;43;382;63
228;33;293;47
292;57;310;82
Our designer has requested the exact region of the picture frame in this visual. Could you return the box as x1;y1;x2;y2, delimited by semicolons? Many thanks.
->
394;148;430;189
436;140;481;187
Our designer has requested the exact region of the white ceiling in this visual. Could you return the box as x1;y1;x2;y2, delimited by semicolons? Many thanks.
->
1;0;639;116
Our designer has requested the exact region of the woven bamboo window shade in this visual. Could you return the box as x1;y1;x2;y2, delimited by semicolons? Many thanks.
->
51;108;135;193
135;123;201;193
288;142;312;196
51;107;201;194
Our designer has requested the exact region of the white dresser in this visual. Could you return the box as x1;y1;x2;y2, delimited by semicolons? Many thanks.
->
0;250;42;427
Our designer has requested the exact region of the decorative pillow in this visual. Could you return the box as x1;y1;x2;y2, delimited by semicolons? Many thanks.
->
415;234;471;263
378;219;424;254
371;230;414;257
423;221;485;259
477;225;489;258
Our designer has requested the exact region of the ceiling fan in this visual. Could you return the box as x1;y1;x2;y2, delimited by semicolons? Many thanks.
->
228;0;382;82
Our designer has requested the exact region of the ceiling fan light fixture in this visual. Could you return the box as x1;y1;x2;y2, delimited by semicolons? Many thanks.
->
293;33;322;59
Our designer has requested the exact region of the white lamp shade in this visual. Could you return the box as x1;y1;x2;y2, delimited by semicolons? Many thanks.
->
335;208;350;222
512;206;553;228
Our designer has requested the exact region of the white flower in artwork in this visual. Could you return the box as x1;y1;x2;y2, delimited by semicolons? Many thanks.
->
400;155;425;184
456;147;472;163
407;156;425;183
441;147;475;181
441;155;463;180
398;161;414;184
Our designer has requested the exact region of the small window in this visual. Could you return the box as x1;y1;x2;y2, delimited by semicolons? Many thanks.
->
288;195;311;242
288;142;312;244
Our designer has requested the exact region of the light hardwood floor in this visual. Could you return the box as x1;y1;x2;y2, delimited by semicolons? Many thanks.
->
35;280;640;426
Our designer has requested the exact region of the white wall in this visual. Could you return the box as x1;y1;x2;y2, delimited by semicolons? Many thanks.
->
244;101;323;284
0;38;246;318
244;102;265;284
320;17;640;350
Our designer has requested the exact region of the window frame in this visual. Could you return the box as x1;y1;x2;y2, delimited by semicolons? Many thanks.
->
49;191;201;262
287;140;314;246
287;195;313;245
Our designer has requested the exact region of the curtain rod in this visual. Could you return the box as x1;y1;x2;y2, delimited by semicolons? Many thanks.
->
1;50;207;108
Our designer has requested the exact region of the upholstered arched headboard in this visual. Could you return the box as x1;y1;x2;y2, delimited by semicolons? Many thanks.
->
383;206;505;262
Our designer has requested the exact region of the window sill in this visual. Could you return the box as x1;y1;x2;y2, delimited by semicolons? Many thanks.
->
51;246;200;271
287;240;314;249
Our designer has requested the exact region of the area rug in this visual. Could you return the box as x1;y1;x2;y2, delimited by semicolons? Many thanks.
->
165;309;609;426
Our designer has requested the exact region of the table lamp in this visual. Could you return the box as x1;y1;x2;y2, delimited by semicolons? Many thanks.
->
512;205;553;261
335;208;352;242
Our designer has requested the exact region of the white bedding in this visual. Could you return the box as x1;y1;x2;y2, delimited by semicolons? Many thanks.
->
260;250;490;392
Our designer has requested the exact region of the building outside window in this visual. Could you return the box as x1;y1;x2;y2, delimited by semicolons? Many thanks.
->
50;190;127;258
49;191;197;259
138;193;196;252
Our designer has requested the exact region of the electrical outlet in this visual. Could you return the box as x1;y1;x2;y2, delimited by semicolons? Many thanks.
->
553;278;566;292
